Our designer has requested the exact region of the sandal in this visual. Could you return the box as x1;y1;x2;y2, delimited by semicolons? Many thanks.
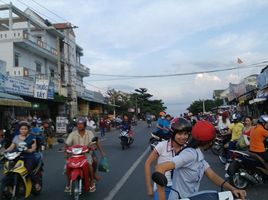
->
35;184;41;191
89;183;96;193
64;186;71;192
94;174;101;182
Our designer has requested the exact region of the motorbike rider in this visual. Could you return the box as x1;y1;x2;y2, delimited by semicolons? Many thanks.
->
249;115;268;163
119;114;134;139
154;112;172;140
5;121;41;191
145;117;191;200
64;116;106;193
154;120;247;200
217;111;231;130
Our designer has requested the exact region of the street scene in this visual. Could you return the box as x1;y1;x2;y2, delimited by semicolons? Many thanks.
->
0;1;268;200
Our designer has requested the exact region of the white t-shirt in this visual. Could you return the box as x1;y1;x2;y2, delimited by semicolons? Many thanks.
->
154;140;174;188
168;148;210;199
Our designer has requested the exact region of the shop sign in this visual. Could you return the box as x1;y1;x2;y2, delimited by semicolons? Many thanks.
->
4;76;34;96
0;72;5;92
34;79;49;99
56;116;67;133
47;81;54;99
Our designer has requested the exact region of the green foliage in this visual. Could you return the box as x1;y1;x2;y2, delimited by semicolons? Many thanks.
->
104;88;166;117
187;98;223;115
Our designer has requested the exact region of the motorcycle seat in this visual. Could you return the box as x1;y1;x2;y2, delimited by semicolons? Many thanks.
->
247;152;268;174
151;133;160;140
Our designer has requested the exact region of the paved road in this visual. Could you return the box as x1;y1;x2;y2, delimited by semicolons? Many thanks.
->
2;122;268;200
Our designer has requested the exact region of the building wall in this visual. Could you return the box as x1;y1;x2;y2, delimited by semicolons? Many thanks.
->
0;42;13;70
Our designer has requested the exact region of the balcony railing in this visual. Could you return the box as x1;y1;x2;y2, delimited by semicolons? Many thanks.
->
0;30;58;57
77;64;90;76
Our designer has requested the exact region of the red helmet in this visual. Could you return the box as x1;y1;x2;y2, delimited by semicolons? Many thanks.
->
222;111;229;118
192;120;215;142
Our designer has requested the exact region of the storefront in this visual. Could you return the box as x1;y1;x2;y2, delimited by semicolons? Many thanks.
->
0;92;31;129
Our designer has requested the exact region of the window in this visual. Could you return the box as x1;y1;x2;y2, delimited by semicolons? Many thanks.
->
50;69;54;78
14;53;19;67
36;62;42;74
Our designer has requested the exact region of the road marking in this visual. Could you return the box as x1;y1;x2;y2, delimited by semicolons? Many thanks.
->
104;146;150;200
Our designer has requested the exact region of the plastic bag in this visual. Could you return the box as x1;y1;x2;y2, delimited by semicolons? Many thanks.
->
236;136;247;150
98;157;109;172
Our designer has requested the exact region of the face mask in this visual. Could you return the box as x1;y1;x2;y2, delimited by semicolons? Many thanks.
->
161;116;165;119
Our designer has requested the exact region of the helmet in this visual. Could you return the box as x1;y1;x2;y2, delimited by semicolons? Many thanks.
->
192;120;215;142
18;121;31;129
222;111;229;118
76;116;87;127
171;117;192;134
159;111;166;117
258;115;268;124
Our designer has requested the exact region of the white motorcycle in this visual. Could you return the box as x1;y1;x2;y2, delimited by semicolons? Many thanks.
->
119;130;133;150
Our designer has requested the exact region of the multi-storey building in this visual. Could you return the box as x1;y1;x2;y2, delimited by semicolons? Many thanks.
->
0;3;98;121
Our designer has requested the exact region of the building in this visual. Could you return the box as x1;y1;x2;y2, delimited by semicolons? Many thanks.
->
0;3;94;121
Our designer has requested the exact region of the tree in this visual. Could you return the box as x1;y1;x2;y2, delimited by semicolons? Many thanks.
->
187;98;223;115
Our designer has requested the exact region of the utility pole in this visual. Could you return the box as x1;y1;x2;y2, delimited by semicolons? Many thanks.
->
203;99;206;113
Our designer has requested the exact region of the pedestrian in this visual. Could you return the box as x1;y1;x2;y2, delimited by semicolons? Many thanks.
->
86;115;97;131
99;117;106;137
145;118;191;200
43;120;54;149
153;120;247;200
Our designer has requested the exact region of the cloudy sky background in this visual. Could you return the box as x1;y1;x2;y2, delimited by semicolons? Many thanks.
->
2;0;268;116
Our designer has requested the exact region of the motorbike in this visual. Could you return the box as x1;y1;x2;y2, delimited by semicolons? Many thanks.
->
226;146;268;189
57;137;98;200
65;145;90;200
146;119;152;128
152;172;236;200
149;132;165;150
211;128;231;164
119;130;133;150
0;142;43;199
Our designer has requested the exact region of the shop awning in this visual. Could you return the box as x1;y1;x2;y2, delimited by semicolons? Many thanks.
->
249;97;267;105
0;92;31;107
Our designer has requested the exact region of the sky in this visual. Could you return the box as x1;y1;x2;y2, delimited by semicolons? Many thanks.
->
2;0;268;116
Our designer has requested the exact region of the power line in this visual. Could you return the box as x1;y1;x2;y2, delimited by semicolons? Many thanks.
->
29;0;68;22
89;62;266;80
14;0;57;23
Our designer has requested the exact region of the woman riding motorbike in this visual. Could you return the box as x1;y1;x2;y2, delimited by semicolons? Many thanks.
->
5;121;41;191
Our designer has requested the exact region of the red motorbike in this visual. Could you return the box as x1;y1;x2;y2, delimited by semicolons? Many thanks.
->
65;145;90;200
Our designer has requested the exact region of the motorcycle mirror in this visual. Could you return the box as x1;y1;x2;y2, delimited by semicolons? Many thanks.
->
152;172;168;187
57;138;65;144
92;137;98;143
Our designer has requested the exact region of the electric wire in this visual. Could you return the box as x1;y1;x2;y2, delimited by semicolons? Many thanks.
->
13;0;57;23
29;0;68;22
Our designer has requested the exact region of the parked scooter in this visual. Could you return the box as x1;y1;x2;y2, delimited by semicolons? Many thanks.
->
226;146;268;189
152;172;236;200
0;142;43;199
119;130;133;150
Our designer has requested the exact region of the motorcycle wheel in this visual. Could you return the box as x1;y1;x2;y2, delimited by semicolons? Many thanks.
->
211;144;221;155
218;148;227;164
0;176;14;200
230;168;249;189
71;180;80;200
121;137;127;150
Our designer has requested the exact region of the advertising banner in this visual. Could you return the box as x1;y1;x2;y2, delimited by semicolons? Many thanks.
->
56;116;67;134
5;76;34;96
34;79;49;99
